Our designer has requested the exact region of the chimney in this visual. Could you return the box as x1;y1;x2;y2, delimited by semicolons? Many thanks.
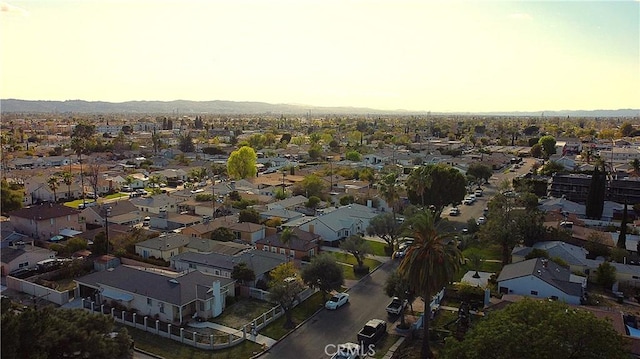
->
308;224;314;234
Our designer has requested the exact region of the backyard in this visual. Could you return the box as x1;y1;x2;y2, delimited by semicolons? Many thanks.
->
211;298;276;330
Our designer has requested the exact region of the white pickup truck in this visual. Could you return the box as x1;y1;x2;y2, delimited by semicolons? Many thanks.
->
385;297;407;315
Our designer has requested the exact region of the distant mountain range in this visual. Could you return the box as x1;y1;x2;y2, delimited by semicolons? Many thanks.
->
1;99;638;117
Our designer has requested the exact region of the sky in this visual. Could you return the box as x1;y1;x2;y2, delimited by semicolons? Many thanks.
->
1;0;639;113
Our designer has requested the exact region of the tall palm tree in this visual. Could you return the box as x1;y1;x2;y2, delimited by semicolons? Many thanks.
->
47;175;60;202
406;167;432;208
62;171;73;200
398;210;463;358
378;172;401;219
279;227;298;262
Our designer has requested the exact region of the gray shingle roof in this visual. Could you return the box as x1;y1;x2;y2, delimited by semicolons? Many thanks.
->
74;265;234;306
9;203;80;220
136;233;191;251
497;258;583;297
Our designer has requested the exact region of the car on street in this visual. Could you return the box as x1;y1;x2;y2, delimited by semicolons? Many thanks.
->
325;292;350;310
476;216;487;225
449;207;460;216
463;197;474;205
474;189;483;197
331;342;361;359
357;319;387;346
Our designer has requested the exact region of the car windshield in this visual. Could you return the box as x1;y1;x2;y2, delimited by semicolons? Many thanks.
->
330;297;339;302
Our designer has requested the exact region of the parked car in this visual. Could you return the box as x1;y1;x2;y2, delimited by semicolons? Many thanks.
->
385;297;408;315
463;198;474;205
474;189;483;197
325;292;350;310
449;207;460;216
476;216;487;225
331;342;361;359
357;319;387;346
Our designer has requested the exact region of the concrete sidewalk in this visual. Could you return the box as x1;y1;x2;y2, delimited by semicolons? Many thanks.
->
188;321;277;347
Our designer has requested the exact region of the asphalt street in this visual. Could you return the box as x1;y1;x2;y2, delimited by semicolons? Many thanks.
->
261;259;399;359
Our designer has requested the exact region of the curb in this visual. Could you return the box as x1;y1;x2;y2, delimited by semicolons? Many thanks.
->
250;259;393;358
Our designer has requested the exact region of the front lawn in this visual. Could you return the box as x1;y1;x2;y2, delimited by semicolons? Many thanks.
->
123;325;263;359
211;298;276;329
259;291;325;340
327;251;382;269
365;239;390;256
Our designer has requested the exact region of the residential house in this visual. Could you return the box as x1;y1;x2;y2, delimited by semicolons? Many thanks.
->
184;238;249;255
24;175;82;204
259;208;306;224
135;233;192;261
1;242;56;276
181;215;239;239
512;241;591;276
149;211;203;232
293;204;377;243
228;222;266;244
150;168;188;185
75;265;234;323
82;200;144;228
171;249;285;285
266;195;309;212
129;193;184;215
8;203;84;241
497;258;586;305
255;228;321;260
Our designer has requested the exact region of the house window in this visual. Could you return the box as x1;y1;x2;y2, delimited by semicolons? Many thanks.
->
147;298;152;306
159;302;165;313
18;262;29;268
530;290;538;296
50;218;55;225
290;249;295;257
280;248;286;255
263;246;269;251
67;215;71;221
189;263;196;269
308;248;315;256
271;247;277;253
214;269;220;276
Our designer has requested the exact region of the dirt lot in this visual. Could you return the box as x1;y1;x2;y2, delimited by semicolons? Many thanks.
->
211;298;276;329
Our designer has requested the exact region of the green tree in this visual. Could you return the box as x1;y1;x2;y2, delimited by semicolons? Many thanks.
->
294;174;325;198
62;171;73;199
377;172;401;219
178;133;195;152
443;299;627;359
269;263;305;329
300;253;344;301
478;193;518;265
384;270;412;328
586;163;606;220
231;262;255;285
227;146;258;179
279;227;298;261
538;135;557;158
339;235;371;270
530;143;543;158
399;210;462;358
239;208;261;224
585;232;612;259
406;164;466;212
211;227;235;242
306;196;321;209
308;144;322;160
595;261;617;289
619;122;634;137
366;212;401;255
524;248;549;260
466;163;493;184
617;203;628;249
1;306;132;359
539;160;567;176
1;179;23;214
47;175;60;202
345;150;362;162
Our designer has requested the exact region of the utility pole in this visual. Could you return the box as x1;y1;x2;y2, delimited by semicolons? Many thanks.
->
105;207;111;256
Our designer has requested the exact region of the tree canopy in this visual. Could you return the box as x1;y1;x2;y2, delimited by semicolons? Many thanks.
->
406;164;467;211
466;163;493;184
538;135;557;158
366;212;401;253
227;146;258;179
443;299;628;359
300;253;344;301
340;235;371;269
268;263;305;329
1;307;132;359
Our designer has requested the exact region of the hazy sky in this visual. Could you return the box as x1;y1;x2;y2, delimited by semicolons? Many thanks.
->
1;0;639;112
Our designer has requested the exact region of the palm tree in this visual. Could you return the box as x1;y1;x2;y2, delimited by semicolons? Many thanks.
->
398;210;463;358
378;172;401;219
406;167;432;208
47;175;60;202
62;171;73;200
279;227;298;262
630;158;640;175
